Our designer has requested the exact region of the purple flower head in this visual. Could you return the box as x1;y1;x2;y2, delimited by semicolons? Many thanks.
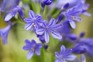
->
0;24;11;44
4;6;24;21
63;8;82;29
74;0;91;16
24;10;43;31
36;18;62;43
23;39;42;59
62;0;90;29
55;45;76;62
0;0;24;22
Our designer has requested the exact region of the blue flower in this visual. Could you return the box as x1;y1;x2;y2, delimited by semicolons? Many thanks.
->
24;10;43;30
0;24;11;44
62;0;90;29
23;39;42;59
67;32;93;56
72;43;87;54
78;38;93;56
63;8;82;29
0;0;24;22
55;45;76;62
4;6;24;21
67;33;88;54
36;18;62;43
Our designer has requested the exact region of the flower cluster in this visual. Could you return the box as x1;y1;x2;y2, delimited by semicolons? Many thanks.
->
0;0;93;62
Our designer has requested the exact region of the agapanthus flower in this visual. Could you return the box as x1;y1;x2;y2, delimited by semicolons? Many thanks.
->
62;8;81;29
23;39;42;59
0;0;24;22
4;6;24;21
73;38;93;56
36;18;62;43
24;10;43;30
62;0;90;29
55;45;76;62
0;24;11;44
67;32;93;56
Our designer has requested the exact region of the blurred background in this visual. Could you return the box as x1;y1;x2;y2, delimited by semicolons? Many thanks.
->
0;0;93;62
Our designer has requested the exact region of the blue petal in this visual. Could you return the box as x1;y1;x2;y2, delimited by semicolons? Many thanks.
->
31;39;36;45
35;48;41;55
57;14;64;23
29;10;36;18
25;23;33;30
36;43;42;49
44;31;49;43
60;45;66;54
25;39;31;45
4;11;17;21
65;55;76;61
51;31;62;40
67;34;78;41
55;52;59;58
36;28;44;35
18;7;24;18
74;16;82;22
23;45;31;50
36;44;42;55
48;18;56;26
83;12;91;16
27;51;34;59
24;18;32;23
69;21;76;29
